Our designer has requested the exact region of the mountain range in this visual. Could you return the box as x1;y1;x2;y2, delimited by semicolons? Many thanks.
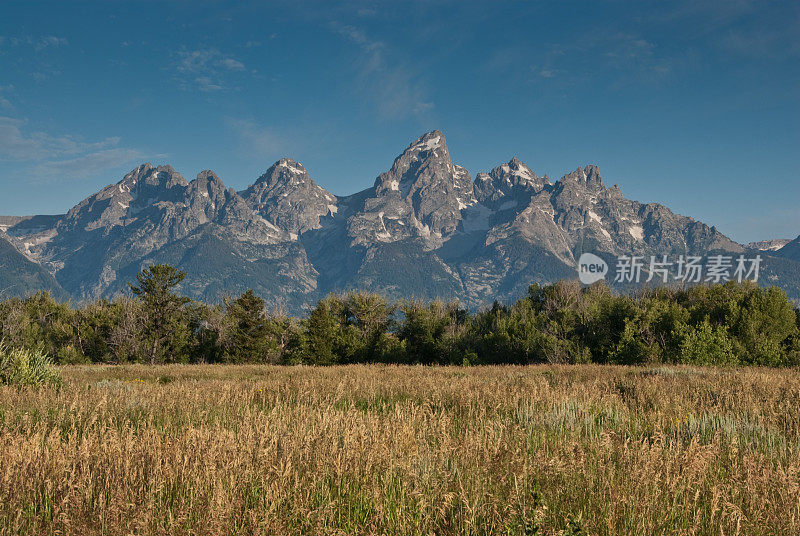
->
2;130;799;312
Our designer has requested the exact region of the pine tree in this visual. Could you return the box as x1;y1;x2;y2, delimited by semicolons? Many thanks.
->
222;290;272;363
129;265;191;364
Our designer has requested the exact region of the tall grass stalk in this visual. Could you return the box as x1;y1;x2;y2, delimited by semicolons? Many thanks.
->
0;364;798;535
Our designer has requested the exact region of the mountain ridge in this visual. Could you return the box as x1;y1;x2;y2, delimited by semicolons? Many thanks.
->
1;130;796;310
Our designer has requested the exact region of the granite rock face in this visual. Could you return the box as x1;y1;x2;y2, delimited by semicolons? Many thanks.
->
345;131;476;248
241;158;337;237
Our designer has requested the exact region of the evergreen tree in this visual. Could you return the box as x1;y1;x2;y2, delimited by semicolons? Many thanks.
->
129;265;191;363
304;294;346;365
222;290;272;363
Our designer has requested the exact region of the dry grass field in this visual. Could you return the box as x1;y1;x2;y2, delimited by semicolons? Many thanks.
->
1;364;799;535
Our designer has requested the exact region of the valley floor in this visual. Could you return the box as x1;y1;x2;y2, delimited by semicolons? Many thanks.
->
1;364;799;535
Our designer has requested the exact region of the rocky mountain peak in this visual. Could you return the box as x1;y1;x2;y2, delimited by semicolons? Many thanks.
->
348;130;475;246
174;170;288;245
474;157;546;204
401;130;446;155
120;162;154;183
373;130;463;195
252;158;311;189
195;169;223;182
187;170;231;206
119;163;188;192
411;129;446;151
57;163;185;234
560;165;604;190
241;158;337;236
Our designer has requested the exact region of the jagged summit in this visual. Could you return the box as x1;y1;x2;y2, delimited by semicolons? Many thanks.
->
56;164;187;234
117;163;188;191
407;130;446;152
474;157;547;204
560;164;604;190
252;158;311;188
188;170;233;203
187;170;234;207
241;158;337;236
119;162;154;183
349;130;474;246
373;130;471;194
194;169;224;182
504;157;540;183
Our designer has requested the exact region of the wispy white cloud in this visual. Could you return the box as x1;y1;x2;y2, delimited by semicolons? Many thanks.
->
0;116;143;183
0;116;121;160
219;57;245;71
0;35;70;82
330;22;434;120
174;48;248;92
0;34;69;51
30;148;144;182
34;35;68;50
536;68;556;79
0;86;12;110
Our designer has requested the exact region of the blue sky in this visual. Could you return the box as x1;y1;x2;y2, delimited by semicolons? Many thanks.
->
1;0;798;243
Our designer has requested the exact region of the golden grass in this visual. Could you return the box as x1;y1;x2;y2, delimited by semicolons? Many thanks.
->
1;364;799;535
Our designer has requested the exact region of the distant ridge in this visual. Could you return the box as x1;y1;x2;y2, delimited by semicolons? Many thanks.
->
746;239;791;252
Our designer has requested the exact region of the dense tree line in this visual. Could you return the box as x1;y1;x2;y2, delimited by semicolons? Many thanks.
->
1;265;799;367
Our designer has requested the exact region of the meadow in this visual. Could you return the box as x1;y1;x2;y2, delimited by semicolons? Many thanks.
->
1;364;799;535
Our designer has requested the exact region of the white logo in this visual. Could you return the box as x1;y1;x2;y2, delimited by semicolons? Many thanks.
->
578;253;608;284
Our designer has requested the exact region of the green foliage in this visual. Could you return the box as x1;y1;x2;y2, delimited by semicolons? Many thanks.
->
0;292;74;361
678;320;737;366
0;265;797;367
221;290;269;362
684;281;798;366
129;265;192;364
71;299;128;363
303;292;397;365
219;290;294;363
399;299;467;364
304;294;346;365
0;343;62;388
